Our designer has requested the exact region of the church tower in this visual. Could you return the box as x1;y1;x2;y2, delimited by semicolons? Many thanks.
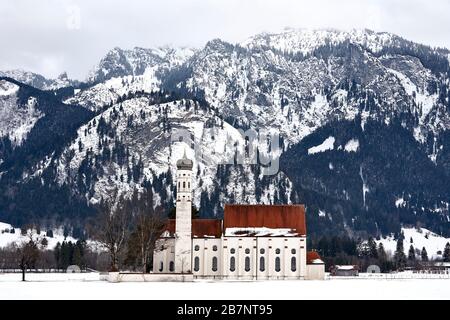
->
175;150;193;273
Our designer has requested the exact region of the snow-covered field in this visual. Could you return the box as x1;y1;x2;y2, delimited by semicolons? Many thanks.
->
0;222;102;251
0;222;80;250
377;227;450;260
1;273;450;300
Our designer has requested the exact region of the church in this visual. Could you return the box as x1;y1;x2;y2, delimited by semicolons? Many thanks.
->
152;152;325;280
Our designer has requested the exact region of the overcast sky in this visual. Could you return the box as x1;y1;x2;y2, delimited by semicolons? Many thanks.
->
1;0;449;80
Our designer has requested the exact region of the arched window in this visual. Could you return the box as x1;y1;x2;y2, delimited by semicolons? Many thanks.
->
259;257;265;272
178;182;180;189
230;257;235;272
275;257;281;272
291;249;296;254
275;248;281;254
212;245;218;251
212;257;218;272
194;257;200;272
194;245;200;251
245;257;250;272
260;248;265;254
188;182;190;188
291;257;297;272
245;248;250;254
159;261;163;272
169;261;174;272
183;181;186;189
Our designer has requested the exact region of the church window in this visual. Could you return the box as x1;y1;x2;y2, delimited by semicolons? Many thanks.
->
159;261;163;272
245;248;250;254
212;257;218;272
230;248;235;254
245;257;250;272
230;257;235;272
275;248;281;254
260;248;265;254
169;261;174;272
291;257;297;272
291;249;296;254
212;245;218;251
275;257;281;272
194;257;200;272
194;245;200;251
259;257;265;272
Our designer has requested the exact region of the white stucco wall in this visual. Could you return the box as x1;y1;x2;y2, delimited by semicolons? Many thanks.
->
192;238;222;278
153;238;175;273
153;236;319;280
306;264;325;280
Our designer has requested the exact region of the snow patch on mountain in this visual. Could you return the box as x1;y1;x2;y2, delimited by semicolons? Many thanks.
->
308;136;335;154
0;82;42;146
395;197;406;208
387;67;437;121
0;81;19;96
344;139;359;152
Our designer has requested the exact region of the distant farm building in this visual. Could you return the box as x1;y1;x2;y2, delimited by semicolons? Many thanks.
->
330;265;359;276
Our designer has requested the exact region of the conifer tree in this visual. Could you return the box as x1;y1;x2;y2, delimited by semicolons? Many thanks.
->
73;246;82;268
394;237;407;270
408;245;416;261
368;237;378;259
421;247;428;262
443;243;450;262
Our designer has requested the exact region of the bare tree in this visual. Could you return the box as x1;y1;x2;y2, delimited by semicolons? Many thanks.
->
91;197;131;272
133;209;167;273
16;230;41;281
125;188;167;273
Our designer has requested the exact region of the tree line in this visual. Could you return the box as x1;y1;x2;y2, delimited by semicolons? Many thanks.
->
310;232;450;273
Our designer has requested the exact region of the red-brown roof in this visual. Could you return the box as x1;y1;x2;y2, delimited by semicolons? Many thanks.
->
223;204;306;236
165;219;222;238
307;251;324;264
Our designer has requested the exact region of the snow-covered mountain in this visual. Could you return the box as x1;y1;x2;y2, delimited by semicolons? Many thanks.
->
0;70;77;91
0;29;449;238
86;46;196;84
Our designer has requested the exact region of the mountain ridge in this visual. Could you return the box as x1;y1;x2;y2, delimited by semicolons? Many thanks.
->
0;28;449;238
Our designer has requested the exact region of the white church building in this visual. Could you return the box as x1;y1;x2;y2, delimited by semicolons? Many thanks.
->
151;153;325;280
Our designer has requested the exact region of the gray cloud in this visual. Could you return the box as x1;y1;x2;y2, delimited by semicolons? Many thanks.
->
1;0;449;80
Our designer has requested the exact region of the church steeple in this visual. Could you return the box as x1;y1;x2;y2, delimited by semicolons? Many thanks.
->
176;148;193;171
174;150;193;273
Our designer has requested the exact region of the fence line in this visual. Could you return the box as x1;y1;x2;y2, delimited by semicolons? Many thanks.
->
0;268;91;273
327;273;450;280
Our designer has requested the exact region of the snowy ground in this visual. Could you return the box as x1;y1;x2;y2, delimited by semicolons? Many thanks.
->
0;222;102;251
377;227;450;260
1;273;450;300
